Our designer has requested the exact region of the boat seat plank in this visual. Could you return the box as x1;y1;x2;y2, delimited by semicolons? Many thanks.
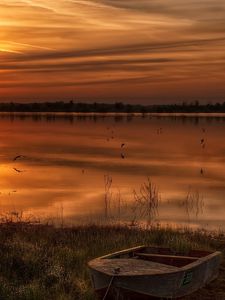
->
90;258;180;276
135;253;198;267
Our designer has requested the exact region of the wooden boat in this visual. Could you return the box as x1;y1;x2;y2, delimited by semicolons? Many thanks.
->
88;246;222;299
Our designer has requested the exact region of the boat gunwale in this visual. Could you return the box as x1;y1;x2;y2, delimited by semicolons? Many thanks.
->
88;246;222;277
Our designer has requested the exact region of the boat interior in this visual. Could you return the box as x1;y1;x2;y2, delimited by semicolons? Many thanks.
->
109;247;213;267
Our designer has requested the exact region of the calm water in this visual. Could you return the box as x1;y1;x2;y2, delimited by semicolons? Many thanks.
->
0;113;225;230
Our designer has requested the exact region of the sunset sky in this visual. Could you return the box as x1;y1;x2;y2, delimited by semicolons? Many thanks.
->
1;0;225;103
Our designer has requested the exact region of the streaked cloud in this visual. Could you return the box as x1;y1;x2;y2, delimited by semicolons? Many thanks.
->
0;0;225;102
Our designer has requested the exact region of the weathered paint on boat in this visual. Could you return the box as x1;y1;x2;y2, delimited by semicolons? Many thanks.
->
88;246;222;299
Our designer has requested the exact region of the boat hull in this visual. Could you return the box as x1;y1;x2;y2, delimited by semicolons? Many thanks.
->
95;287;184;300
88;247;221;299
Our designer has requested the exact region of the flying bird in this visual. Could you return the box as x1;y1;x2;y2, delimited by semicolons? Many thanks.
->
13;167;25;173
121;153;125;159
13;155;25;161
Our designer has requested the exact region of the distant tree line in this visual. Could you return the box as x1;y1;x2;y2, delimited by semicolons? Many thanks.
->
0;101;225;113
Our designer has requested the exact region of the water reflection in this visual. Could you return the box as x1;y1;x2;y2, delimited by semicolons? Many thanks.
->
0;113;224;230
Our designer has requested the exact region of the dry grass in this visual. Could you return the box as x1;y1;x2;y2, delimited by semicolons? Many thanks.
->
0;223;223;299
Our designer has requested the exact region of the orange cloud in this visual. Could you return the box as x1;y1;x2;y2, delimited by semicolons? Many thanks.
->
0;0;225;103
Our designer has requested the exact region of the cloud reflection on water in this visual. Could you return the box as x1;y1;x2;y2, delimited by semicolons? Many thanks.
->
0;114;224;229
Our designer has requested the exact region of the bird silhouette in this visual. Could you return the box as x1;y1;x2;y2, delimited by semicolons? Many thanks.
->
13;168;25;173
13;155;25;161
200;139;206;148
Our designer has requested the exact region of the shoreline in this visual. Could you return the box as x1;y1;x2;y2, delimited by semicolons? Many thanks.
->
1;111;225;117
0;222;224;299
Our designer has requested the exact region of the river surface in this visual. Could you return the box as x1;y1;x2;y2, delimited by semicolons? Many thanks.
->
0;113;224;230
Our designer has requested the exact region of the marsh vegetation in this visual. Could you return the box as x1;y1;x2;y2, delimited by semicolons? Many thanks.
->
0;222;223;300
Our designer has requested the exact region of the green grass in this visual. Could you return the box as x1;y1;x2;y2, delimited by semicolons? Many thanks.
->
0;223;224;299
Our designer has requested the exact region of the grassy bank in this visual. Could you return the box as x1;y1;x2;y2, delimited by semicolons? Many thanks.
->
0;223;224;300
